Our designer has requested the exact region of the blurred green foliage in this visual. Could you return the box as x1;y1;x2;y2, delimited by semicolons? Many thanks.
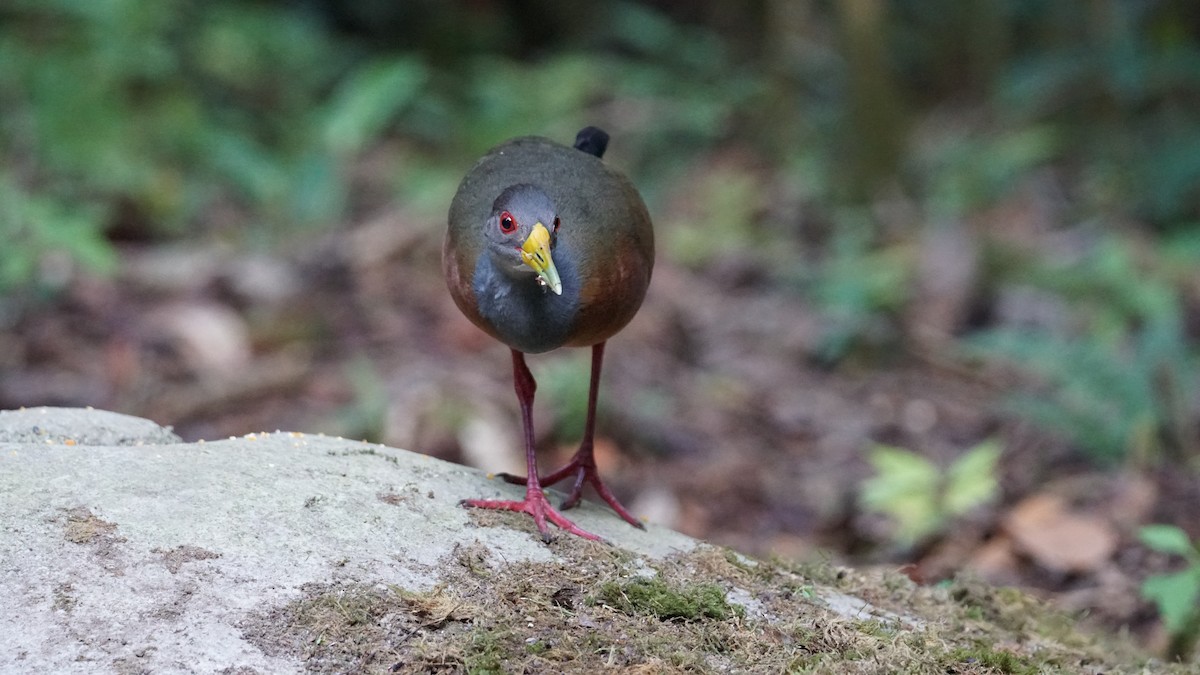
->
664;167;769;269
1138;524;1200;661
0;0;371;284
804;211;913;362
0;174;116;291
4;1;1197;253
3;0;1200;468
969;234;1200;466
860;439;1001;547
0;0;756;291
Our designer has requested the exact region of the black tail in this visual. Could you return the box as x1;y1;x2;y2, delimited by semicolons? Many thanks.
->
573;126;609;159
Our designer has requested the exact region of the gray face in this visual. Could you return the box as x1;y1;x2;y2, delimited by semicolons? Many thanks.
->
484;184;560;278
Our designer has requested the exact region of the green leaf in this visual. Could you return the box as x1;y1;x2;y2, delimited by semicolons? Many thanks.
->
860;445;941;545
861;445;940;506
943;439;1001;516
1142;570;1200;634
1139;525;1198;557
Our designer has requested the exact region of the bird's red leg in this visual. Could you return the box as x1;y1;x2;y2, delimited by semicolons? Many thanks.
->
461;350;601;542
538;342;645;529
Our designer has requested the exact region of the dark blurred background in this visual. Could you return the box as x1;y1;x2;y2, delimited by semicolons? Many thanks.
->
3;0;1200;658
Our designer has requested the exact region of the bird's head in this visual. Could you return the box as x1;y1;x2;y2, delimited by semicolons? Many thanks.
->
484;184;563;295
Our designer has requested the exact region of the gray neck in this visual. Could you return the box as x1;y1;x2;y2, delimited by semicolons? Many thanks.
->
472;251;580;354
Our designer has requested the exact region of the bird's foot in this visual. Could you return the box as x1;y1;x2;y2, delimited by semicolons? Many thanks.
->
500;456;645;530
562;463;646;530
460;488;602;543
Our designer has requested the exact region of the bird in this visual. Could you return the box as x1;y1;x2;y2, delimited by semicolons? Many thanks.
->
443;126;654;541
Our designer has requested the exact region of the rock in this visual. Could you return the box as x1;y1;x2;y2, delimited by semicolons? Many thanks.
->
0;408;696;673
0;408;1171;673
0;406;181;445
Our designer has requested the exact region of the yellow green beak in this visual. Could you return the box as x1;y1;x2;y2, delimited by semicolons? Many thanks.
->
520;222;562;295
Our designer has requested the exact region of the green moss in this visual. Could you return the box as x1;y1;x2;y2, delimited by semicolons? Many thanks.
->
948;645;1036;674
464;629;506;674
854;619;889;637
244;545;1183;674
594;575;739;621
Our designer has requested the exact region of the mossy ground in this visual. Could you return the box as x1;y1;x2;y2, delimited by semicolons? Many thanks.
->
246;512;1184;674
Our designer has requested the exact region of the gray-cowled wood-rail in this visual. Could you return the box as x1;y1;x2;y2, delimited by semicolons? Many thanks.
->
443;127;653;541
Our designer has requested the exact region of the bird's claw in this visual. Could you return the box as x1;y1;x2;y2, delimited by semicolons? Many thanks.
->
524;456;645;530
461;488;603;542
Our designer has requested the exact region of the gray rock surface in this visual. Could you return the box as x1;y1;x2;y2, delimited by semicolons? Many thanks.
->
0;407;696;673
0;406;182;446
2;408;1148;674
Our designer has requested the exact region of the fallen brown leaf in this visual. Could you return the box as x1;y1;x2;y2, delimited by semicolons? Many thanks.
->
1003;493;1117;574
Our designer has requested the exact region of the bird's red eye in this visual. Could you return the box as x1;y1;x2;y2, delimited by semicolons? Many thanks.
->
552;216;561;232
499;211;517;234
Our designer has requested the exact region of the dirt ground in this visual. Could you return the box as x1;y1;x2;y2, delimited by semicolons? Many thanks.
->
2;195;1197;661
